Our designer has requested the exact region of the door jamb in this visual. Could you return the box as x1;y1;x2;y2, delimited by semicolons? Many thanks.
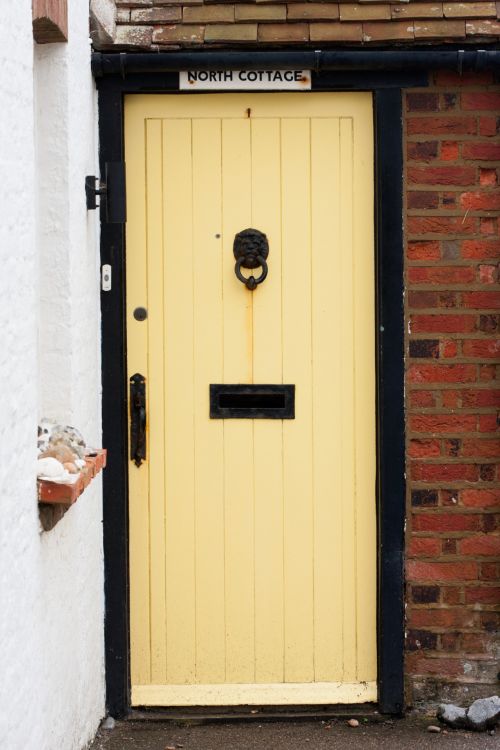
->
98;71;414;718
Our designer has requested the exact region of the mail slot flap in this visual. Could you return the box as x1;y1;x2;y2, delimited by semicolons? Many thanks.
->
210;384;295;419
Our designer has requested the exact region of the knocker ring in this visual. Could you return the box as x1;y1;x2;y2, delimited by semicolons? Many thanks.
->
233;228;269;291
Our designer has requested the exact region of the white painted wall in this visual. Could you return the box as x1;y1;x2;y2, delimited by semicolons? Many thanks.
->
0;3;105;749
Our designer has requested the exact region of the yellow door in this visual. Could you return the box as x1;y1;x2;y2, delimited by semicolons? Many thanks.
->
125;93;376;707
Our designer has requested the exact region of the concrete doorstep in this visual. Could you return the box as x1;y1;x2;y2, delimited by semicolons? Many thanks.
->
91;715;497;750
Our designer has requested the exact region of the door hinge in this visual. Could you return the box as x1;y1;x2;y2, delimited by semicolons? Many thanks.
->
86;162;126;224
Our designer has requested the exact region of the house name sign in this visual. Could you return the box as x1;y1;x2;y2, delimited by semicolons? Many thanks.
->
179;70;311;91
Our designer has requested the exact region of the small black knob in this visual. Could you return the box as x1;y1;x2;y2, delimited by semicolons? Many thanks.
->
133;307;148;321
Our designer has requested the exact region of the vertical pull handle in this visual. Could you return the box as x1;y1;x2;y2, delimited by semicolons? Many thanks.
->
130;373;146;467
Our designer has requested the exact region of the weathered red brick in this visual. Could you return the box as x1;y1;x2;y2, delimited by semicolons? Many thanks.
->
442;587;464;605
460;534;500;556
409;536;442;555
478;265;498;284
409;339;440;358
441;141;460;161
408;363;477;383
407;628;439;651
409;439;441;458
441;339;458;358
460;489;500;509
411;462;479;481
479;117;500;137
462;239;500;259
410;414;476;432
408;191;440;210
462;291;500;309
411;314;476;333
480;217;497;235
460;191;500;210
408;217;476;237
407;560;478;581
479;168;498;186
408;265;475;284
462;339;500;358
461;633;491;653
409;607;472;628
410;390;437;407
440;632;460;651
413;513;481;532
465;586;500;604
434;71;494;85
408;165;476;186
462;142;500;161
442;390;460;407
480;562;499;580
479;414;500;432
407;240;441;260
442;537;458;554
461;439;500;457
407;116;477;136
407;93;440;112
462;388;500;407
411;585;440;603
462;92;500;111
407;141;439;162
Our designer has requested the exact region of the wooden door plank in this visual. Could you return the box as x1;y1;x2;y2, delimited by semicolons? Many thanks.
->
163;119;197;684
251;118;285;684
352;108;377;683
221;117;255;683
192;118;226;684
310;118;344;682
125;104;151;687
145;119;168;684
339;118;357;683
281;118;314;684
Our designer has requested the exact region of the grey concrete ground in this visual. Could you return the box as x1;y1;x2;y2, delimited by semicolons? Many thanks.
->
91;716;497;750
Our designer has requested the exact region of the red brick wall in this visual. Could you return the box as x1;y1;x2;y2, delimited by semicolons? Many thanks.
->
404;72;500;707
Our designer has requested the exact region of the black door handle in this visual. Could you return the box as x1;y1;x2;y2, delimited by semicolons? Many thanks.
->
130;373;146;466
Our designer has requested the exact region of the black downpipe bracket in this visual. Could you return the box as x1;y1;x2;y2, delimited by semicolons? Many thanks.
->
92;49;500;77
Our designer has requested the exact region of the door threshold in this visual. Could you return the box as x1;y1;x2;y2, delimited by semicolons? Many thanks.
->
126;703;383;724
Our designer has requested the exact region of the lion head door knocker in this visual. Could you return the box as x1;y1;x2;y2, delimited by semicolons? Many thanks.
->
233;228;269;291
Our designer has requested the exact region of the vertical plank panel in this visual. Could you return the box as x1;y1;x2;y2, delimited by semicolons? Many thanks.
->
339;118;357;682
251;118;285;684
192;118;226;683
352;104;377;682
221;118;255;683
145;120;167;684
126;106;151;686
310;118;343;682
163;119;196;684
281;119;314;684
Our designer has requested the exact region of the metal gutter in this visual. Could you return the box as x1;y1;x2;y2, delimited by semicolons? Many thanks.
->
92;49;500;77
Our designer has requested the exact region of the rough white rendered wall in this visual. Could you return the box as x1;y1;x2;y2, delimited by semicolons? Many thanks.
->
0;2;105;749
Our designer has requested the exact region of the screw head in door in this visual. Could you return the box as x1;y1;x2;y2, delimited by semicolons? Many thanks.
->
133;307;148;321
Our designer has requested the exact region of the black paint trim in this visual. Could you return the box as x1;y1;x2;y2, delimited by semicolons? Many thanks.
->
92;49;500;77
374;90;406;715
99;87;130;719
98;67;406;718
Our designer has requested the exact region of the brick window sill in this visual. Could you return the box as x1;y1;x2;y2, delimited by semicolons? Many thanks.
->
38;449;106;531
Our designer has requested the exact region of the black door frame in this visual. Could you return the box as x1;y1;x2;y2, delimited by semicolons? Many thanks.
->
97;61;423;718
